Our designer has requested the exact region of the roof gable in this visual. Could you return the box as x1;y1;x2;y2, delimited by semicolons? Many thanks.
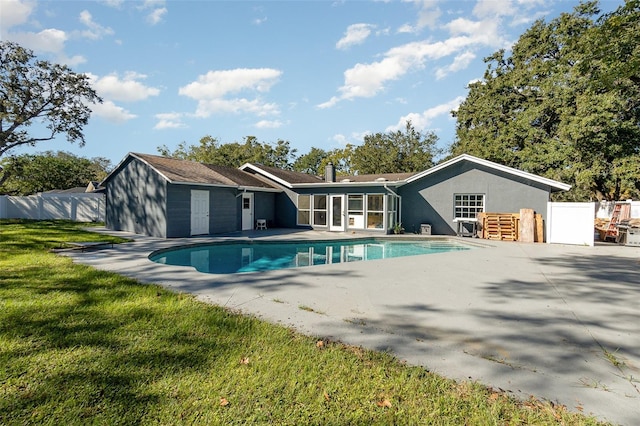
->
102;153;278;190
405;154;571;191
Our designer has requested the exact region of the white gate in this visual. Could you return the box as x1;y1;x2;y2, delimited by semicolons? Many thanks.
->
546;202;595;246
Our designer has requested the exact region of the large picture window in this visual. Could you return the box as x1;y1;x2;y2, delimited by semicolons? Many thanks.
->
454;194;485;219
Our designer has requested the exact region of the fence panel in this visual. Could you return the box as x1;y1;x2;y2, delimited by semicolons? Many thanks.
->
0;194;105;222
547;202;595;246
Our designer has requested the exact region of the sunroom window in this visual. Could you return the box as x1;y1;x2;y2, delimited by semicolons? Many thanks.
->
297;195;310;225
367;194;384;229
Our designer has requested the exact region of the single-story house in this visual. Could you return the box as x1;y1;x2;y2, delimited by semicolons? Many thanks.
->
102;152;570;238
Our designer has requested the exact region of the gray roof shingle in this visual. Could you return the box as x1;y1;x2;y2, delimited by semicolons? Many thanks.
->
133;153;277;189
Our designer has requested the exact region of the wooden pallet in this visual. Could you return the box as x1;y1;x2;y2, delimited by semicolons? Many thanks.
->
477;212;544;242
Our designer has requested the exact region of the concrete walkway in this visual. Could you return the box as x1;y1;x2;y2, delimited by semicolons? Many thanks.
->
64;229;640;425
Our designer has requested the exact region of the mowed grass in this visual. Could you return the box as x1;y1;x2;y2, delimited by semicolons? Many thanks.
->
0;220;606;425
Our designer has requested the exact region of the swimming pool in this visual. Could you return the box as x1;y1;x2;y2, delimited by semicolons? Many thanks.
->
149;238;478;274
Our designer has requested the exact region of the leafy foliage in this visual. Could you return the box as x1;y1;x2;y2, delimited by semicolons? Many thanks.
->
158;135;297;169
352;121;440;174
450;1;640;201
0;151;111;195
0;42;101;158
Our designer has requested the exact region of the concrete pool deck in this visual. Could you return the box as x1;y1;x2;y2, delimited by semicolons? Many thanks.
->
64;228;640;425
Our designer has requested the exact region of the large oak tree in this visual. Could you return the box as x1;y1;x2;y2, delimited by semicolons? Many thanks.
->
450;1;640;201
0;42;101;158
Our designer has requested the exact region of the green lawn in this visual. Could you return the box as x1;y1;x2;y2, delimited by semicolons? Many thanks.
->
0;220;606;425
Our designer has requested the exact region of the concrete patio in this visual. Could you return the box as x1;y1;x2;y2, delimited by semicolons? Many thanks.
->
64;229;640;425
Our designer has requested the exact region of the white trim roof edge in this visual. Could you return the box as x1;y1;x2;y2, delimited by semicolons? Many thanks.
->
291;181;404;189
405;154;571;191
239;163;293;189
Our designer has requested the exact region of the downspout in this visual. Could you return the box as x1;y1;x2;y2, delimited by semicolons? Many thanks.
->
384;184;401;231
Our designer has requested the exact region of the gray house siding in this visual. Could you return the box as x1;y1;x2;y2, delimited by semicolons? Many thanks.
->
106;157;168;238
399;162;552;235
274;189;301;228
253;192;276;228
165;185;240;237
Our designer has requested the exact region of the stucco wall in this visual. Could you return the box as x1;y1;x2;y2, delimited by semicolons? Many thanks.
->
106;157;168;237
253;192;276;227
399;162;552;235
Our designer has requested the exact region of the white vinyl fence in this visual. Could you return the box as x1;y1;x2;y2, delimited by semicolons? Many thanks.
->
546;202;596;246
0;193;105;222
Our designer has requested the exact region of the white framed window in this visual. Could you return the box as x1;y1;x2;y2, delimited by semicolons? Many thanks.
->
297;195;311;225
313;194;327;226
297;194;328;226
367;194;385;229
347;194;364;229
387;194;397;229
454;194;485;219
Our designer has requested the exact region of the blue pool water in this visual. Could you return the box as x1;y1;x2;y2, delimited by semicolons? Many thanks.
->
149;238;477;274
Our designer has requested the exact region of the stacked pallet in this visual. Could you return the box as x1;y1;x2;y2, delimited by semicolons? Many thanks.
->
477;211;544;242
483;213;518;241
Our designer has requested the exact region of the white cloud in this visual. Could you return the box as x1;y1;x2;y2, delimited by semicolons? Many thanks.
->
78;10;114;40
473;0;515;18
255;119;283;129
88;72;161;102
192;98;279;118
154;112;186;130
147;7;167;25
386;96;465;132
0;0;34;33
8;28;86;66
336;23;375;50
398;0;441;33
103;0;124;8
319;37;473;107
179;68;282;118
435;50;476;79
321;4;513;109
91;100;137;123
138;0;167;25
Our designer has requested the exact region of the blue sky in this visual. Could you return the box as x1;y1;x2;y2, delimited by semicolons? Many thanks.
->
1;0;622;167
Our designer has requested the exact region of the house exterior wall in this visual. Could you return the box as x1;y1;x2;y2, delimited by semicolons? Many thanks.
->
165;184;240;237
106;157;168;238
399;162;552;235
253;191;276;227
165;185;275;237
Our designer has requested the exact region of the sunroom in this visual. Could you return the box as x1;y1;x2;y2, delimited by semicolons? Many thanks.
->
295;191;400;233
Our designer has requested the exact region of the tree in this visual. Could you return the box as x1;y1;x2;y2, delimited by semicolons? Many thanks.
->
158;136;297;169
0;42;102;158
0;151;112;195
351;121;440;174
292;147;328;175
450;1;640;201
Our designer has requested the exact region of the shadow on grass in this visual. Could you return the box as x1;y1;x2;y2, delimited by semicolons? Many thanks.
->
0;251;263;423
